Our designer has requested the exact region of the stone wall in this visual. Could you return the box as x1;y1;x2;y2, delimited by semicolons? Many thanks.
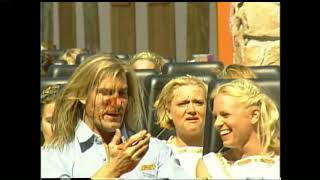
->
230;2;280;65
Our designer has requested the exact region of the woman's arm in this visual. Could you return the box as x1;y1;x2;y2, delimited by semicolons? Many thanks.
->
196;158;211;179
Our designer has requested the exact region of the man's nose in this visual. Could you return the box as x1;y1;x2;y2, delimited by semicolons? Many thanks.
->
109;94;123;106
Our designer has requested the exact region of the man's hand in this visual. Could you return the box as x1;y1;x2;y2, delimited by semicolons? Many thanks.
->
91;129;151;179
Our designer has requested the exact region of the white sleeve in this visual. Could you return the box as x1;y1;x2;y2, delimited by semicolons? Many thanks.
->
202;153;231;179
41;148;72;178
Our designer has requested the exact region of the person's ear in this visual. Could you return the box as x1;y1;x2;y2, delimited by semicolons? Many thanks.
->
250;107;260;124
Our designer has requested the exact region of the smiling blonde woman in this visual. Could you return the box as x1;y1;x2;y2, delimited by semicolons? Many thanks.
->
196;79;280;179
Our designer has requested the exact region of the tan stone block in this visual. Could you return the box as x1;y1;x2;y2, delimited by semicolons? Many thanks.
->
233;33;245;64
263;42;280;65
242;39;280;66
230;3;244;36
240;2;280;37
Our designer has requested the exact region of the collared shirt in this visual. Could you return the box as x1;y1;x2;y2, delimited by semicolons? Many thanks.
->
41;120;190;179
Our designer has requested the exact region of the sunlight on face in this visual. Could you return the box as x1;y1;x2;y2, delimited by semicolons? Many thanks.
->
84;74;128;133
213;93;255;149
168;85;206;138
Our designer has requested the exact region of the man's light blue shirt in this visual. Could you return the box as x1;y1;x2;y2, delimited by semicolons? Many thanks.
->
41;120;190;179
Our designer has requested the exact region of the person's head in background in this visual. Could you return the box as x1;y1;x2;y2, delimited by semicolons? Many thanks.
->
130;51;165;71
60;48;86;65
41;42;56;51
211;79;280;158
41;50;55;77
217;64;257;79
41;84;63;145
154;76;207;147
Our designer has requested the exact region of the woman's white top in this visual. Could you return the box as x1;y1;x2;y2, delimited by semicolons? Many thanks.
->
202;152;280;179
166;136;203;178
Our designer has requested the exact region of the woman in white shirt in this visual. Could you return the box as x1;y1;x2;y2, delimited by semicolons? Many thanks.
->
154;76;208;178
196;79;280;179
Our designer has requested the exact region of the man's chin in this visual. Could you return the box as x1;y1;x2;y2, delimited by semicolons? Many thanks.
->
104;122;122;132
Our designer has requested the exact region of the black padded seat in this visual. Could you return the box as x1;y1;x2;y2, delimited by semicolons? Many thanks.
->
52;59;67;65
249;65;280;80
47;65;78;78
41;76;69;93
163;57;175;63
134;69;160;130
75;53;91;65
161;61;224;75
112;53;130;61
42;49;65;60
134;69;160;92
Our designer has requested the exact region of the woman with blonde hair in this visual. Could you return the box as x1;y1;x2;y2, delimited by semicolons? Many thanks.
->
196;79;280;179
130;51;166;71
60;48;86;65
213;63;258;160
154;75;208;178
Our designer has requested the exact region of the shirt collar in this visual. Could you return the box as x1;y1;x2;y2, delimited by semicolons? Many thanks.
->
75;120;129;144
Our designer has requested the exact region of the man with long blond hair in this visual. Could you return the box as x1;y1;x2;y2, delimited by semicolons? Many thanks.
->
41;53;189;179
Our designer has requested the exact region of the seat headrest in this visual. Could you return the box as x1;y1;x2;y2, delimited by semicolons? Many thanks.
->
162;61;224;75
47;65;78;78
76;53;91;65
249;65;280;80
52;59;67;66
41;77;69;93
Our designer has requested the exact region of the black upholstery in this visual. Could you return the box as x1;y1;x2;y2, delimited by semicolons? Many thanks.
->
161;61;224;75
144;73;217;140
42;49;65;60
202;78;280;155
134;69;160;92
41;77;69;93
52;59;67;65
112;53;131;61
134;69;160;130
163;57;175;63
76;53;91;65
249;65;280;80
47;65;78;78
